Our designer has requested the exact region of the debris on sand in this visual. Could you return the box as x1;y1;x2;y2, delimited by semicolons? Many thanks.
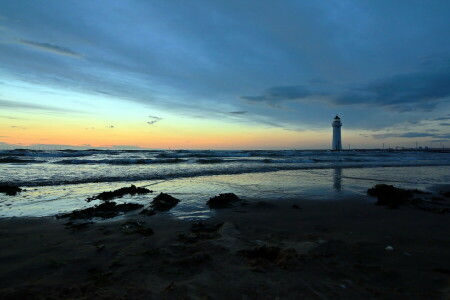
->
149;193;180;212
56;202;143;220
206;193;241;209
86;185;152;202
0;185;22;196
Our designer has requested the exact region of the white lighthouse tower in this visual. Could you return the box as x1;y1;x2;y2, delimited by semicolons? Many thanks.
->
332;115;342;151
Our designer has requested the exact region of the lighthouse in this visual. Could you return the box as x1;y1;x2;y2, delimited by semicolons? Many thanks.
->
332;115;342;151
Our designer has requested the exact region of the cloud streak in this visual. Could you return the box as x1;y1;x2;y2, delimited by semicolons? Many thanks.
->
147;115;162;125
0;99;80;113
372;132;450;139
16;39;82;58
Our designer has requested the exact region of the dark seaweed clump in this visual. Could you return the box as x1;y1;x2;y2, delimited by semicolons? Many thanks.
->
86;185;152;202
56;202;144;220
149;193;180;212
367;184;413;208
0;185;22;196
206;193;241;209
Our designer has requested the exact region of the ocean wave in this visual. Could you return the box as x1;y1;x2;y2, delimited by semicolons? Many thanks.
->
0;149;103;158
55;158;186;165
0;158;45;164
156;151;251;159
5;160;450;187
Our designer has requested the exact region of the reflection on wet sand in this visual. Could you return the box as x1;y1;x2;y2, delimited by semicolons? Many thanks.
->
333;168;342;192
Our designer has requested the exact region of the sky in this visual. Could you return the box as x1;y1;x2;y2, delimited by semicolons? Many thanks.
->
0;0;449;149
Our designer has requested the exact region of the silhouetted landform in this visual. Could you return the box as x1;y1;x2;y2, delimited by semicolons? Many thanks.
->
148;192;180;212
206;193;241;208
86;185;152;202
0;185;22;196
56;202;144;220
368;184;450;213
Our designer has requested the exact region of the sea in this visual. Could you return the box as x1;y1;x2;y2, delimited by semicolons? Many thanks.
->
1;149;450;219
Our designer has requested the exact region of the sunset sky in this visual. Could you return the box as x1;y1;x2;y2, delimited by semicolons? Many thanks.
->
1;1;449;149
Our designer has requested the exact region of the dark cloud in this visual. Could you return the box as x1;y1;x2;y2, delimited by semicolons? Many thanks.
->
0;99;80;113
228;111;247;115
107;125;114;128
243;66;450;112
439;123;450;126
372;132;450;139
10;126;26;129
243;86;313;106
433;115;450;121
334;68;450;112
16;39;82;58
147;115;162;125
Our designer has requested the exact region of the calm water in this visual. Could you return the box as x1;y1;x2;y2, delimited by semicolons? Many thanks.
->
1;149;449;219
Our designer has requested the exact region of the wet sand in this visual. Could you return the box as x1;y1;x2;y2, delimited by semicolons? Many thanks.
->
0;198;449;299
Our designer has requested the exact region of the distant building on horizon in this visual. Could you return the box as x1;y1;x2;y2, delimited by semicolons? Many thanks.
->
332;115;342;151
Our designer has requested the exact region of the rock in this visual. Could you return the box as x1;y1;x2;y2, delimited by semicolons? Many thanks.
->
56;202;144;220
385;246;394;251
367;184;413;208
292;204;301;209
206;193;241;209
150;193;180;211
0;185;22;196
86;185;152;202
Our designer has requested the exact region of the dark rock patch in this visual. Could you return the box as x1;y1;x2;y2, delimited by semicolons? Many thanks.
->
150;193;180;211
56;202;143;220
206;193;241;209
291;204;301;210
0;185;22;196
86;185;152;202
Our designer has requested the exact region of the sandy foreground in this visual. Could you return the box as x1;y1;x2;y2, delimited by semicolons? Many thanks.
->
0;197;449;300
